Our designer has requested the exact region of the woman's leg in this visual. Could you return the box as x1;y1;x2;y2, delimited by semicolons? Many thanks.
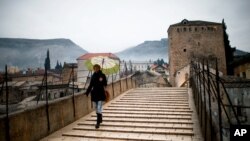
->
94;101;103;128
96;101;103;114
96;101;103;123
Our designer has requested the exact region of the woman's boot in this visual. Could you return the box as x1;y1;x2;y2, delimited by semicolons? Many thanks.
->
100;113;103;123
95;113;100;129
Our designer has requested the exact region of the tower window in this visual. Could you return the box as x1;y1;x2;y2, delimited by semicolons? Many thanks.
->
242;72;246;78
182;19;189;25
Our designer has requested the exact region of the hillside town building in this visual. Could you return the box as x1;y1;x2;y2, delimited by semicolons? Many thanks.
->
232;53;250;79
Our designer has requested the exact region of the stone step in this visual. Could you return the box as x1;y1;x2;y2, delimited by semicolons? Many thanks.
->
125;92;187;94
111;102;189;106
48;136;125;141
132;89;188;91
104;107;192;112
91;114;192;120
107;105;190;109
102;110;192;116
62;130;193;141
78;121;194;130
86;117;193;124
118;99;189;102
124;93;188;97
120;97;189;100
73;125;194;136
124;93;187;95
122;96;188;98
122;94;187;96
119;97;188;100
115;100;188;105
113;101;189;104
129;91;188;93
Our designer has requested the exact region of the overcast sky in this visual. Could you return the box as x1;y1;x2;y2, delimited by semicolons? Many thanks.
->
0;0;250;53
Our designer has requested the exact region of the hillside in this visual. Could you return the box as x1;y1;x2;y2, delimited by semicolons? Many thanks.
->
0;38;87;70
116;38;168;61
234;49;249;56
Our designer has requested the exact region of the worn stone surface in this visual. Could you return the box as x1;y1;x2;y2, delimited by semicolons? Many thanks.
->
41;88;204;141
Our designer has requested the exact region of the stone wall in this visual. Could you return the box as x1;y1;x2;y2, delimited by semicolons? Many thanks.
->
175;64;190;87
0;75;136;141
168;20;227;86
225;87;250;124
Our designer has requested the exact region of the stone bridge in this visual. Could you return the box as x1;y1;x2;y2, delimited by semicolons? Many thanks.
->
41;87;203;141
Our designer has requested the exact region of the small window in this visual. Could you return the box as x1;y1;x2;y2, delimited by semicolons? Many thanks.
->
177;28;179;32
183;27;186;32
183;49;186;52
242;72;246;78
198;42;200;46
195;27;197;32
182;19;189;25
201;27;204;30
189;28;192;32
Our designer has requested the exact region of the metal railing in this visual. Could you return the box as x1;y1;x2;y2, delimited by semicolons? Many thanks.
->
190;57;241;141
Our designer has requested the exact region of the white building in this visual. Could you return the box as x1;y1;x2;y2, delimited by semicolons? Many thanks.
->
120;61;154;72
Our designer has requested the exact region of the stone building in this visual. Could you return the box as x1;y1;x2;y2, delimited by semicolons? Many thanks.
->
61;63;77;84
232;53;250;79
168;19;227;86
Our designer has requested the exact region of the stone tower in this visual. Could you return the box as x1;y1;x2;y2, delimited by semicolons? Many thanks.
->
168;19;227;86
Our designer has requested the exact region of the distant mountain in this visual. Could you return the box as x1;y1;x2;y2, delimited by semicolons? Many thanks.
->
234;49;248;56
116;38;168;62
0;38;87;70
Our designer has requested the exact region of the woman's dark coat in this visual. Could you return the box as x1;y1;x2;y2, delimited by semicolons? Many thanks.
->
86;70;107;101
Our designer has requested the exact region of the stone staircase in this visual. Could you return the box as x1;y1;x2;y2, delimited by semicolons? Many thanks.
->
44;88;203;141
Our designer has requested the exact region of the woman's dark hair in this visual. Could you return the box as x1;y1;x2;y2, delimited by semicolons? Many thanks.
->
93;64;101;70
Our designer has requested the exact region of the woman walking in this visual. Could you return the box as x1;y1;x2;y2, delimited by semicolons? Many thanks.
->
85;64;107;129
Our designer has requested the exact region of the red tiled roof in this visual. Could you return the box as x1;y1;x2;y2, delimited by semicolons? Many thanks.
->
77;53;119;60
151;65;167;70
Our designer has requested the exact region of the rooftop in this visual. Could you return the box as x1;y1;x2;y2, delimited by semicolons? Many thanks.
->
170;19;221;27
